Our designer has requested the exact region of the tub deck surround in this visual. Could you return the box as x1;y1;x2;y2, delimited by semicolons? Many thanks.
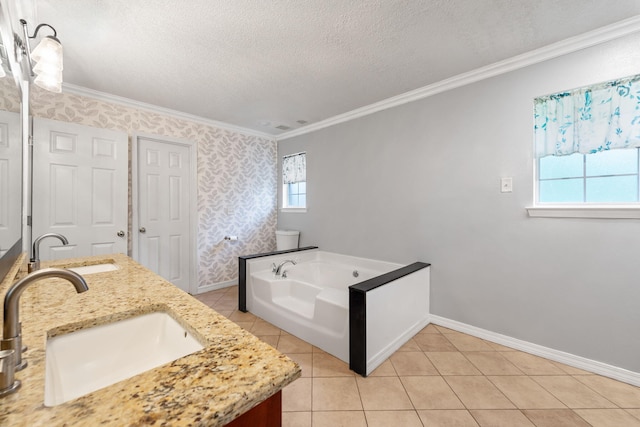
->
0;253;300;426
241;250;431;377
349;261;431;376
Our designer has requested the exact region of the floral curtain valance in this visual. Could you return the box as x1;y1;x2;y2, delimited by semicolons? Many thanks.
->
283;152;306;184
534;74;640;158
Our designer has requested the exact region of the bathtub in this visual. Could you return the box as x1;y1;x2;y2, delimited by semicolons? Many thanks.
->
239;248;430;376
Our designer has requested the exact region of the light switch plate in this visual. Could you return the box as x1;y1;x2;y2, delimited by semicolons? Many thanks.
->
501;177;513;193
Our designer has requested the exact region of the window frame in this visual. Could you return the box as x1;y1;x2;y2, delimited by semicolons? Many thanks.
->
528;149;640;219
529;73;640;219
537;148;640;204
282;181;307;211
281;152;307;213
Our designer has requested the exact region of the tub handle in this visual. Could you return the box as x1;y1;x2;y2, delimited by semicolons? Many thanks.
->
271;263;277;273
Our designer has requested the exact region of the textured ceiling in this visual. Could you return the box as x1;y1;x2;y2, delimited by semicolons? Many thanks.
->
32;0;640;135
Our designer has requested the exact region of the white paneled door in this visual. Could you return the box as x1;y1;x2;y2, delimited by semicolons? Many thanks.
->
0;111;20;257
32;118;128;260
134;136;195;294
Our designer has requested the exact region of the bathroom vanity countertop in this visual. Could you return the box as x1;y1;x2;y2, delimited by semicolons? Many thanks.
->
0;253;300;426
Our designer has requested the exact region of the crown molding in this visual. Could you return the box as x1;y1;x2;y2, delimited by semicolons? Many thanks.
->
61;83;276;140
277;15;640;141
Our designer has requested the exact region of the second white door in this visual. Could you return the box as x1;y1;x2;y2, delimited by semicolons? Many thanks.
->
134;136;195;293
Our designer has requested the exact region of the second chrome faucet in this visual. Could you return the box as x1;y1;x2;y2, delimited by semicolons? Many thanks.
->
29;233;69;272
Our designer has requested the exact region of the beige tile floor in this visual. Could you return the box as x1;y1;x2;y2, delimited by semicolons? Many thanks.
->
195;286;640;427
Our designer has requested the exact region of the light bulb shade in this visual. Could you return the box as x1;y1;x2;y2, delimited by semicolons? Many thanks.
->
31;36;63;70
34;72;62;93
33;55;63;74
33;60;63;77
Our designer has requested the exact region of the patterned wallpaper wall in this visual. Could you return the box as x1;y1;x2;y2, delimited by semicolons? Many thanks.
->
0;78;20;112
0;77;277;291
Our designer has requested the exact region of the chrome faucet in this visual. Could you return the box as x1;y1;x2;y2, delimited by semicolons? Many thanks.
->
272;260;296;276
29;233;69;272
1;268;88;371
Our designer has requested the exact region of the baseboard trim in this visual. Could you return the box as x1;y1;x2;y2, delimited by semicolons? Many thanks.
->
430;315;640;387
196;279;237;294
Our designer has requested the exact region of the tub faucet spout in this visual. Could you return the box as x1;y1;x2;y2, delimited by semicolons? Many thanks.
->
274;260;296;276
1;268;88;370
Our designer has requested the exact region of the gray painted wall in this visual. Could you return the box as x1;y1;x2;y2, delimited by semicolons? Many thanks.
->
277;32;640;373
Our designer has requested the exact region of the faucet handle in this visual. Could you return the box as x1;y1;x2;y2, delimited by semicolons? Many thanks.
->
271;263;277;273
0;349;21;398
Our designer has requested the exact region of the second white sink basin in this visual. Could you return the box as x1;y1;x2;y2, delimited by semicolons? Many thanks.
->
44;311;204;406
67;263;119;275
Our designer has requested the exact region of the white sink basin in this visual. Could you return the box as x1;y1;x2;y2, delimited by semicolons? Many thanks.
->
44;311;204;406
67;263;119;275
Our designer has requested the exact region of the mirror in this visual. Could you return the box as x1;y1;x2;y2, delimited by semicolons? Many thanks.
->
0;76;21;253
0;35;23;279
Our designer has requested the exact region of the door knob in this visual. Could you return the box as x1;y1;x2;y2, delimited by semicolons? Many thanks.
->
117;230;125;238
139;227;146;233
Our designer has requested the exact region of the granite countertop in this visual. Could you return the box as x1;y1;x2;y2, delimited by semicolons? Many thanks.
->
0;253;300;426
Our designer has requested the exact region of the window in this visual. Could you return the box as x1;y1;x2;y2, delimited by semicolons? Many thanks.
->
538;149;640;203
285;181;306;207
531;74;640;217
282;152;306;210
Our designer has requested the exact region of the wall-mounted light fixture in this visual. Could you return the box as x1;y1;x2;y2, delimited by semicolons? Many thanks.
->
15;19;63;92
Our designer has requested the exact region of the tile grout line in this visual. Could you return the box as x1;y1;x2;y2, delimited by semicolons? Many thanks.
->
530;375;619;411
571;373;626;408
433;330;539;426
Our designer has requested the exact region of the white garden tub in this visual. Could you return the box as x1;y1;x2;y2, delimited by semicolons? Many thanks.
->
240;248;430;375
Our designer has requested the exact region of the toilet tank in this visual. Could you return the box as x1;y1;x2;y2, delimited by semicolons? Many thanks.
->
276;230;299;251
